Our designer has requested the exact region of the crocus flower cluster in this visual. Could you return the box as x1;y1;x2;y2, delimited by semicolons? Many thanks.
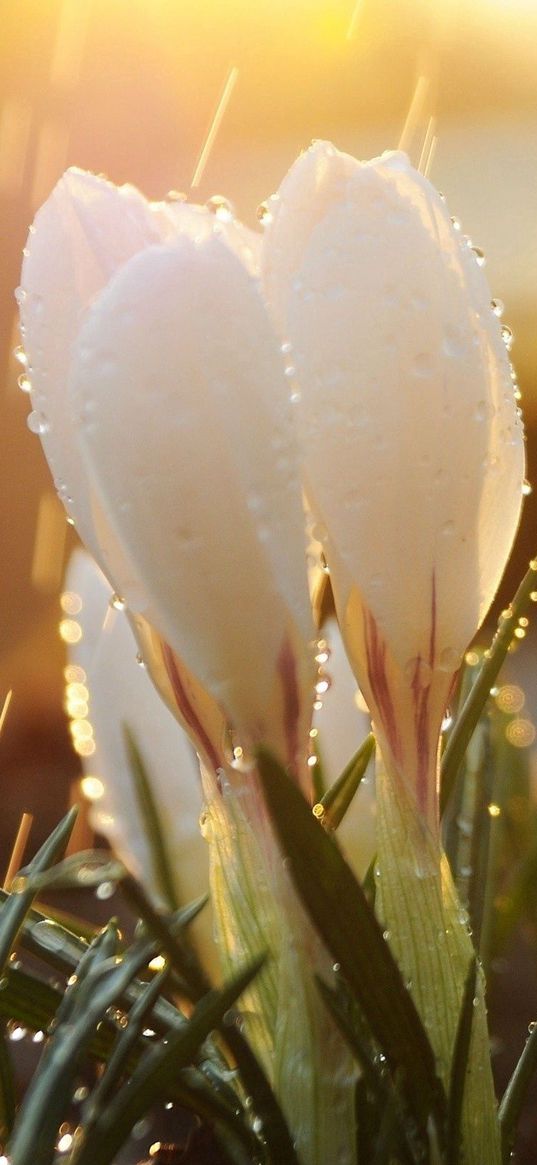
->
18;142;524;1165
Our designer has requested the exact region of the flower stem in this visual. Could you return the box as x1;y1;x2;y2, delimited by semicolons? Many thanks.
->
200;769;357;1165
375;760;501;1164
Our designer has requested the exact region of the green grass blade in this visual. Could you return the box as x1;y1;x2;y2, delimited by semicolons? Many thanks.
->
82;965;169;1127
8;945;152;1165
23;852;124;894
257;747;447;1142
0;808;78;973
218;1013;300;1165
0;1022;16;1141
317;733;375;830
315;975;386;1101
123;724;180;910
121;874;211;1000
499;1022;537;1162
441;559;537;816
446;959;478;1165
71;956;265;1165
121;874;299;1162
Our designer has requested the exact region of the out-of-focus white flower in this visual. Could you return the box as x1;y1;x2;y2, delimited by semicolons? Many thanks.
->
19;170;316;782
262;141;525;832
64;549;214;968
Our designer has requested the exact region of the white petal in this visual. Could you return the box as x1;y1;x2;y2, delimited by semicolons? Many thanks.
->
265;146;525;673
20;168;163;591
69;233;314;750
262;140;359;336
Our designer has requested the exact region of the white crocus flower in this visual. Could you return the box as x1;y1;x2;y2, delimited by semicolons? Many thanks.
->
20;172;356;1165
20;168;315;781
262;139;524;1165
262;140;524;834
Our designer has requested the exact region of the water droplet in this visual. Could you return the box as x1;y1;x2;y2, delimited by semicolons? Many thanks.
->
315;674;331;696
501;324;513;351
109;593;126;610
135;652;145;667
491;298;504;318
206;194;234;222
32;919;70;953
284;364;296;379
290;389;301;404
439;646;459;671
7;1021;26;1042
522;479;532;497
96;881;115;900
14;286;26;305
74;1085;89;1102
471;245;486;266
382;929;391;942
256;200;273;226
404;657;432;688
281;340;292;355
450;216;461;232
27;410;49;435
332;961;341;973
14;345;27;366
17;373;31;393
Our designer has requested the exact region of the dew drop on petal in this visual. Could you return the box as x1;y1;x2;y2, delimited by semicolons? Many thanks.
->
205;194;234;222
256;200;273;226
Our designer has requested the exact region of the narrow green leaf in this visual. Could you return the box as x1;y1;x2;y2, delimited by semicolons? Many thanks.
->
499;1021;537;1162
71;956;265;1165
0;808;78;973
82;965;169;1129
315;975;386;1101
121;874;299;1162
8;945;151;1165
23;852;124;893
371;1087;415;1165
217;1013;300;1165
441;558;537;815
446;959;478;1165
317;733;375;830
257;747;447;1141
124;724;180;911
0;1022;16;1141
0;968;64;1039
121;874;210;1001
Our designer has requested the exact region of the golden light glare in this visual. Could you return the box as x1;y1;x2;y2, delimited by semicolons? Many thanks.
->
69;719;93;741
73;738;96;758
59;618;82;644
495;684;525;714
80;776;105;801
506;718;536;748
60;590;83;615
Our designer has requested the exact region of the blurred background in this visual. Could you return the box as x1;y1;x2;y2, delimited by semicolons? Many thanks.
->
1;0;537;1157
